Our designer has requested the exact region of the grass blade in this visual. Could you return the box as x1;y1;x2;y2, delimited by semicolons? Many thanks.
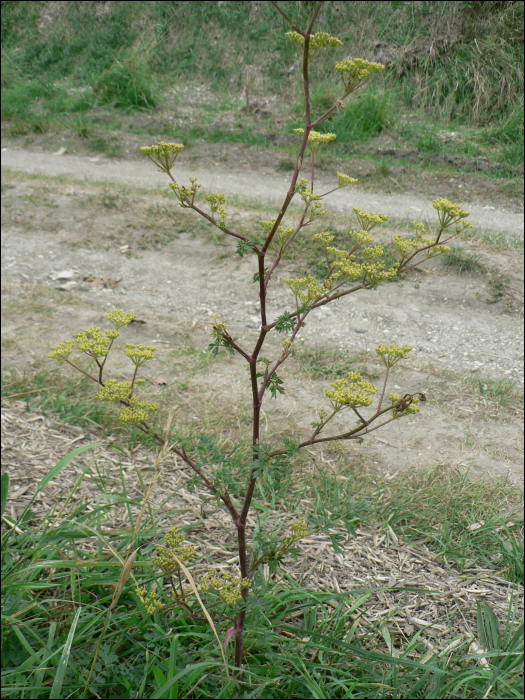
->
49;607;81;699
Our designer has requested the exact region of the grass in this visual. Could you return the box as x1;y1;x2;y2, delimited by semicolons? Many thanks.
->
1;2;523;177
1;420;523;698
441;247;487;275
425;368;524;420
2;333;523;697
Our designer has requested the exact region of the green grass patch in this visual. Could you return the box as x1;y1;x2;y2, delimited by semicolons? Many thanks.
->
317;462;523;579
1;435;523;697
441;247;488;275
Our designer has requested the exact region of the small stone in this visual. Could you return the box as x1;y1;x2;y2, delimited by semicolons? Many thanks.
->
57;280;78;291
55;270;76;280
89;157;100;163
355;328;366;334
404;624;414;636
54;147;67;156
119;245;129;253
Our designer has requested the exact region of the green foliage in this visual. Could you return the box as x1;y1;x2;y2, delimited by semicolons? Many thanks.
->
94;47;158;111
2;452;523;698
441;247;487;275
318;88;397;144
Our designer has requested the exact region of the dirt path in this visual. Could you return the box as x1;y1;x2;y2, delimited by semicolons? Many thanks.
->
2;146;524;239
1;148;524;487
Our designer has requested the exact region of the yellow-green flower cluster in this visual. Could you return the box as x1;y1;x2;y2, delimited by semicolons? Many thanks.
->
350;229;375;245
153;527;196;575
353;207;389;231
285;275;324;305
313;231;335;248
136;587;164;615
325;371;378;409
169;177;200;207
337;172;358;188
290;517;309;540
140;142;184;173
286;31;343;57
393;233;420;258
293;128;337;154
293;179;328;220
96;380;132;402
206;192;228;227
432;199;471;230
106;309;136;329
325;245;396;285
259;219;295;250
389;393;401;404
124;344;157;366
199;569;252;606
49;340;75;361
326;247;361;280
76;327;111;358
335;59;385;95
119;397;159;425
210;312;229;337
376;343;412;368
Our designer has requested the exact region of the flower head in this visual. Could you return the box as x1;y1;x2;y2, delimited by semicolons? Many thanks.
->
140;142;184;173
118;398;158;425
325;371;377;409
335;59;385;95
286;31;343;58
285;275;324;305
432;199;472;232
124;344;157;366
375;343;412;368
206;192;228;227
153;527;196;576
49;340;75;361
293;128;337;154
136;587;164;615
353;207;389;231
76;327;111;358
106;309;136;329
313;231;335;248
199;569;251;606
169;178;200;207
96;380;133;402
337;172;358;188
210;312;229;338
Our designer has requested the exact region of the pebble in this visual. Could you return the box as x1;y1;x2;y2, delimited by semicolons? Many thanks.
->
54;270;76;281
355;328;366;333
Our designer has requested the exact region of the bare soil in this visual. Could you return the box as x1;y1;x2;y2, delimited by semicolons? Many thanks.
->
1;147;524;488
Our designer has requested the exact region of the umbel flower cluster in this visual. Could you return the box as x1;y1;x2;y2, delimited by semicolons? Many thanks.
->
49;309;159;426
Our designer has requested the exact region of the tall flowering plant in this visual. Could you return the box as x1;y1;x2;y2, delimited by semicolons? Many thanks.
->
49;1;472;673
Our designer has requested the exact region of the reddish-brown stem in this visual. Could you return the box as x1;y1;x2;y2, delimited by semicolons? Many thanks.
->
352;407;369;426
222;332;254;364
376;366;390;414
269;406;396;458
258;311;309;402
165;170;262;253
63;359;100;384
130;363;139;391
99;338;114;380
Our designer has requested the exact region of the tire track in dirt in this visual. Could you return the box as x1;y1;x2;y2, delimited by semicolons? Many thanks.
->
2;146;524;239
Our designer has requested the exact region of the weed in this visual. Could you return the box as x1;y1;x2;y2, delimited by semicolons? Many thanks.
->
442;247;487;275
